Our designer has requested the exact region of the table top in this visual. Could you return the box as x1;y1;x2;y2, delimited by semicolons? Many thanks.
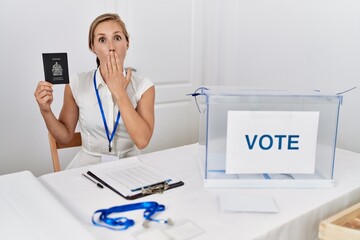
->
0;171;96;240
39;144;360;240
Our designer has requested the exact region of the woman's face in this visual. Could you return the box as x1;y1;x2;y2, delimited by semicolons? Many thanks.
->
91;20;128;67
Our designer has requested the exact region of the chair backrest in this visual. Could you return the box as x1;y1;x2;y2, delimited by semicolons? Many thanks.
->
48;132;82;172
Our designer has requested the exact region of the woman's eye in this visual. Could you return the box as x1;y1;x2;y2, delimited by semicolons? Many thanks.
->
98;37;106;43
114;35;122;41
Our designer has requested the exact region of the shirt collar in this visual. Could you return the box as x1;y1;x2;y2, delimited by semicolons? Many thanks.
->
95;68;106;88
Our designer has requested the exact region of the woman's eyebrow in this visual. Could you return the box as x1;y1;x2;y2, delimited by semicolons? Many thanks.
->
95;33;106;37
95;31;122;37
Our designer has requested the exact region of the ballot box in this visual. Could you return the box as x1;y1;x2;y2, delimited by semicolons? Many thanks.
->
197;87;343;188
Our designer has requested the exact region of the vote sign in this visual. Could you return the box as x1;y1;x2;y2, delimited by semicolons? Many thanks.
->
226;111;319;174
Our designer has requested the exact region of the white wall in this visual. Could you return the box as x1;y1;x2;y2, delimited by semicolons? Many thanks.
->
199;0;360;153
1;0;359;176
120;0;200;154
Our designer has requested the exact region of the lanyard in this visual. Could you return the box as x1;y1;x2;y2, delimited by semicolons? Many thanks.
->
93;69;120;152
91;201;172;230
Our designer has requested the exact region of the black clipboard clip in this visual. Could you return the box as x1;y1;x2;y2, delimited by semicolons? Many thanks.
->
141;182;169;195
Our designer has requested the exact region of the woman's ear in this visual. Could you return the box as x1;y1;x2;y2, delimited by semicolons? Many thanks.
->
91;44;96;53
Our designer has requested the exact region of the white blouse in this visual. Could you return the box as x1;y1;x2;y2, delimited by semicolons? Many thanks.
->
66;68;153;169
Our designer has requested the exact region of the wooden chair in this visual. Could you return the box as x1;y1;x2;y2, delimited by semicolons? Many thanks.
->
48;132;82;172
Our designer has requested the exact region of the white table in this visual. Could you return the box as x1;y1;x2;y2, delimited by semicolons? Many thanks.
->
0;171;96;240
39;144;360;240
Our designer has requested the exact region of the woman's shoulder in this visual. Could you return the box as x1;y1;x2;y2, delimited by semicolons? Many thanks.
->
128;71;154;102
130;71;154;92
72;70;95;82
69;69;95;97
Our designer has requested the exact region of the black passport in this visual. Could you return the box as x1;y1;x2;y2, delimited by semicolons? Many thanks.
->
42;52;69;84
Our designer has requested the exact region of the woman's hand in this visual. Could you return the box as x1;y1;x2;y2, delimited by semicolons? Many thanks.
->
34;81;54;114
101;51;131;100
99;51;155;150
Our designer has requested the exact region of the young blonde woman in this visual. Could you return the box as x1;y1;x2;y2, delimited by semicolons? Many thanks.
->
34;13;155;169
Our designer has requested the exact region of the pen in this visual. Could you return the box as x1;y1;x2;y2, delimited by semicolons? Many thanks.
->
82;173;104;188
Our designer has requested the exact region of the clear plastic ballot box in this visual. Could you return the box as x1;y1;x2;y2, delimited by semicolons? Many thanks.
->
196;87;343;188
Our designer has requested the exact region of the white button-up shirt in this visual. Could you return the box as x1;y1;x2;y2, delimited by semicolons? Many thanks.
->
66;68;153;169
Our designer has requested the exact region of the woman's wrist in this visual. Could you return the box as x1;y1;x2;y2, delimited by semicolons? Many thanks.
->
40;108;54;118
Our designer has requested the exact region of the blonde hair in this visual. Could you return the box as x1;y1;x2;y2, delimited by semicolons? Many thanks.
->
88;13;129;66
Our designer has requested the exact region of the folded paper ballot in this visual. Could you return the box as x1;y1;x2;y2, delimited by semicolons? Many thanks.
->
0;171;96;240
88;157;184;200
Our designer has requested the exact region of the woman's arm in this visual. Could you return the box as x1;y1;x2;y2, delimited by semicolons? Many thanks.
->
101;52;155;149
115;85;155;149
34;82;79;144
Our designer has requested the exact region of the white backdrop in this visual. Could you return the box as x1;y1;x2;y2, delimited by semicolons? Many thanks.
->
0;0;359;176
199;0;360;153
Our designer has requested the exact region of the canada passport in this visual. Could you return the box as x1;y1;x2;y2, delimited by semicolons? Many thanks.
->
42;52;69;84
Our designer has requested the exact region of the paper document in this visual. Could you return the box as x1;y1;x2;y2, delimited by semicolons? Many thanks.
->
105;162;172;191
219;194;279;213
88;157;183;199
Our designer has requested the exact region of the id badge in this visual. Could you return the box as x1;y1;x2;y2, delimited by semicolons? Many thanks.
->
101;153;118;163
101;152;126;163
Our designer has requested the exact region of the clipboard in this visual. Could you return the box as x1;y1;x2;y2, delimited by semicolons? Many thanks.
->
86;157;184;200
87;171;184;200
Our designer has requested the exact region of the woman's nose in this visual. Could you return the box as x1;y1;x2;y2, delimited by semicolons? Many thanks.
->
108;41;115;52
